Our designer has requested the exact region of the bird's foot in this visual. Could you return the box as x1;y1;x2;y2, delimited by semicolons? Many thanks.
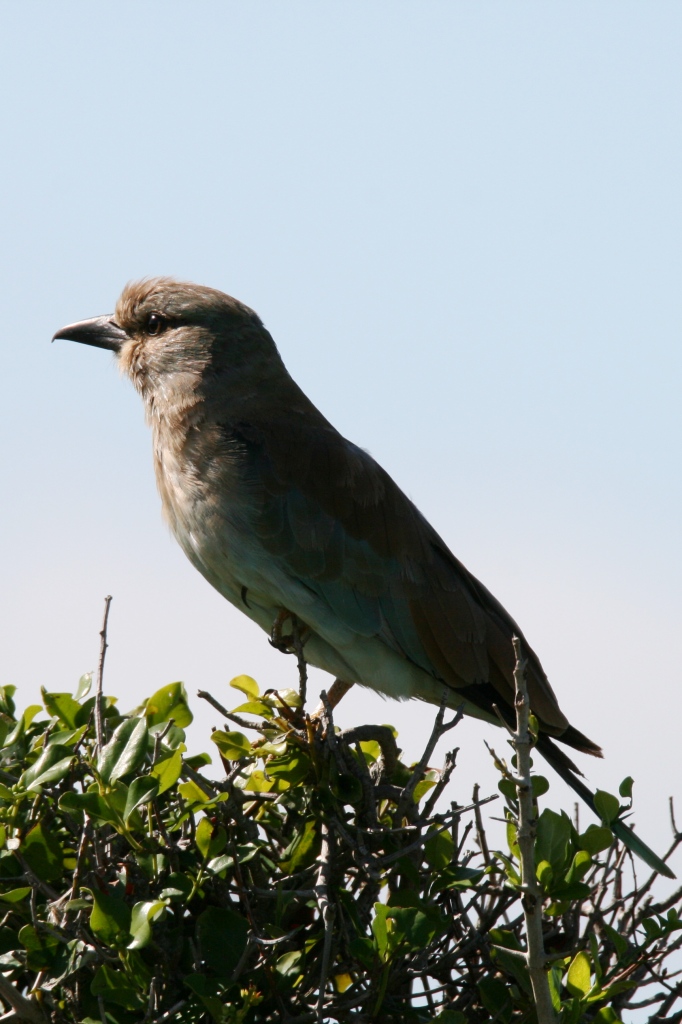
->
311;679;356;719
269;609;310;654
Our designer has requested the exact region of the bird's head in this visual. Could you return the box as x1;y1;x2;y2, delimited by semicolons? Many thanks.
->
53;278;285;421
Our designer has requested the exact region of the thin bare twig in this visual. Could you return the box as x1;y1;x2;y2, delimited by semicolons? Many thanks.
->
197;689;268;732
397;698;464;817
94;595;112;756
0;974;45;1023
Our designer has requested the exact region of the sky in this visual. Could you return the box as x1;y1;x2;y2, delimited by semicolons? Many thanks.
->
1;2;681;868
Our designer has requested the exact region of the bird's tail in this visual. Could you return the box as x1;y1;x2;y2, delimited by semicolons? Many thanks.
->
536;734;675;879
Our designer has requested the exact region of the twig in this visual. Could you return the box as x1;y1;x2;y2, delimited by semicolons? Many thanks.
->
0;974;45;1024
149;1001;187;1024
397;699;464;817
94;595;112;756
473;782;492;870
152;719;175;765
378;795;497;866
197;689;267;732
338;725;399;779
69;818;90;902
510;636;555;1024
422;748;459;818
315;821;335;1022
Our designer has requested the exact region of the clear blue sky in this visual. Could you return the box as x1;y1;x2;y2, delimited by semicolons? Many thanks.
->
1;3;681;860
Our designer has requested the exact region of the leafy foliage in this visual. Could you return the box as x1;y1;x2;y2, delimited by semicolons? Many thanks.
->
0;668;678;1023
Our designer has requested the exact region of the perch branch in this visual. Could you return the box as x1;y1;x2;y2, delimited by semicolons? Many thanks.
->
510;635;555;1024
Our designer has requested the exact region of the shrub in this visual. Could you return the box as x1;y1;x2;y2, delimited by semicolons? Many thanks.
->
0;644;679;1022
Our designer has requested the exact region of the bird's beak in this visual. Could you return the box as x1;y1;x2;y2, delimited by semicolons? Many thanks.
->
52;315;127;353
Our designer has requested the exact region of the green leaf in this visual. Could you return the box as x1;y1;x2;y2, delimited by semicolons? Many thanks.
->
74;672;93;701
387;904;442;950
19;923;60;971
348;935;374;968
274;687;302;709
183;973;227;1021
242;770;274;793
128;899;167;949
6;704;41;745
196;817;213;859
478;976;512;1023
196;905;248;978
266;750;311;788
359;739;381;763
159;872;193;902
434;1013;468;1024
498;778;517;802
97;717;148;784
151;749;183;794
424;828;454;869
552;881;592;900
231;700;274;719
123;776;159;822
206;853;234;876
87;888;132;946
21;822;64;882
594;790;620;825
430;864;483;888
0;887;31;903
211;729;252;761
413;773;438;803
178;779;212;806
46;725;87;748
59;790;122;827
579;825;614;856
566;949;592;998
537;859;553;887
145;682;193;729
506;819;520;858
42;689;81;729
22;745;74;791
91;964;142;1009
565;849;593;884
491;945;533;996
594;1008;622;1023
275;949;303;977
281;819;318;872
619;776;634;800
532;775;550;797
536;808;572;871
372;903;390;961
229;674;260;699
0;687;16;718
185;751;212;769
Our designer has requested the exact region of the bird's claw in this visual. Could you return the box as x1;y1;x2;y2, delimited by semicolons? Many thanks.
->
269;609;310;654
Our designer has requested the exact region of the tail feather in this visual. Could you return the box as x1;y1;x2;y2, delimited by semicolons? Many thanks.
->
536;734;675;880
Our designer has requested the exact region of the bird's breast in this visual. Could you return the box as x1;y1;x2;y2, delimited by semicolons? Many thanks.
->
151;423;292;620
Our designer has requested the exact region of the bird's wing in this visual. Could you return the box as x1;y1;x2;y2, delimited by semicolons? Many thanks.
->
228;414;597;751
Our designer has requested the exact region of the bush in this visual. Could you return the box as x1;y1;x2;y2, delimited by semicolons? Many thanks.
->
0;656;679;1023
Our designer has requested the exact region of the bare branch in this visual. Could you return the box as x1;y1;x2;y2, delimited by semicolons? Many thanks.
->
94;594;112;756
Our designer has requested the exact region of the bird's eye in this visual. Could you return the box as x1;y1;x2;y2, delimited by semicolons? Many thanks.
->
146;312;167;336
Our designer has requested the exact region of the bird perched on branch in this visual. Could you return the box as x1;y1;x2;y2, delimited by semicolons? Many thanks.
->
54;278;673;877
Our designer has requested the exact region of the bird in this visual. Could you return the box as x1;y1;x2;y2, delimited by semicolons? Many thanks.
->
53;277;673;877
